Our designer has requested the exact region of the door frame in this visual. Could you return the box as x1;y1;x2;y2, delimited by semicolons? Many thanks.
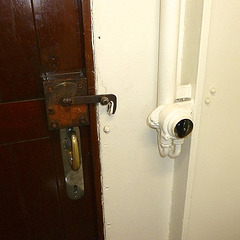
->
81;1;104;239
181;0;213;239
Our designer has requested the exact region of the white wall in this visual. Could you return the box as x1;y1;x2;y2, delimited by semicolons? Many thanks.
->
182;0;240;239
92;0;240;239
91;0;174;239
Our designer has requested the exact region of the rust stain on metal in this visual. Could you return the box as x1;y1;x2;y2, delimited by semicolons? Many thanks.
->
47;104;89;129
43;76;89;130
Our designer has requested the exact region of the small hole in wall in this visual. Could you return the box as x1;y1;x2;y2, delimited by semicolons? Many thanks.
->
98;36;101;39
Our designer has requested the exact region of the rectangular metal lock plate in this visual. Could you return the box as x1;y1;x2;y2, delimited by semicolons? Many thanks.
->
43;77;89;130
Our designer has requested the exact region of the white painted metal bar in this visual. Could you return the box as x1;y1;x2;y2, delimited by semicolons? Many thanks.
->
157;0;181;105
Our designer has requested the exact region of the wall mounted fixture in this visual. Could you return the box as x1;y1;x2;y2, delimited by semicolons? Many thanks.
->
148;100;193;158
148;0;194;158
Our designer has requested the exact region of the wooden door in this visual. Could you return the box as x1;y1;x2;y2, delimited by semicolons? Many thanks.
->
0;1;103;239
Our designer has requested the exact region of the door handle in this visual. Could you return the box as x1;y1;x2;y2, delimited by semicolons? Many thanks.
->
60;127;84;200
43;75;117;200
69;130;80;171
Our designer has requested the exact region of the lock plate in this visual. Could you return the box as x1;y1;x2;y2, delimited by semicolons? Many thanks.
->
43;75;117;130
43;77;89;130
60;127;84;200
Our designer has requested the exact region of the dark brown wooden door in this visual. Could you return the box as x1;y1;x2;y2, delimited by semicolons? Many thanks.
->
0;1;103;239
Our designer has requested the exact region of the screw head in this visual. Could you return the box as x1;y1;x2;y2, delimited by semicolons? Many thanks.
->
51;122;58;128
204;97;211;104
210;87;216;95
103;126;111;134
48;106;55;114
48;86;53;92
100;97;110;105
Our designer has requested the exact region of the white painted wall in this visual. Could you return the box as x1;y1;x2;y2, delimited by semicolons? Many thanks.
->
92;0;240;239
91;0;174;239
182;0;240;239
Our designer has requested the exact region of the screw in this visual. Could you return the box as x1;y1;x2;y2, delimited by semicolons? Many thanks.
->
103;126;111;134
48;86;53;92
48;106;54;111
204;97;211;104
210;87;216;95
63;82;67;87
100;96;110;105
51;122;58;128
48;106;55;114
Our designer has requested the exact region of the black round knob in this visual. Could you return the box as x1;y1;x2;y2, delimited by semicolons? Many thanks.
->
174;119;193;138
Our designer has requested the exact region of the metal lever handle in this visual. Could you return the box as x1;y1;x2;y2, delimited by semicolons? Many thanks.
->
69;130;80;171
62;94;117;114
60;127;84;200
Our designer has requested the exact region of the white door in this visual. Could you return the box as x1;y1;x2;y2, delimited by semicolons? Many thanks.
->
183;0;240;239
